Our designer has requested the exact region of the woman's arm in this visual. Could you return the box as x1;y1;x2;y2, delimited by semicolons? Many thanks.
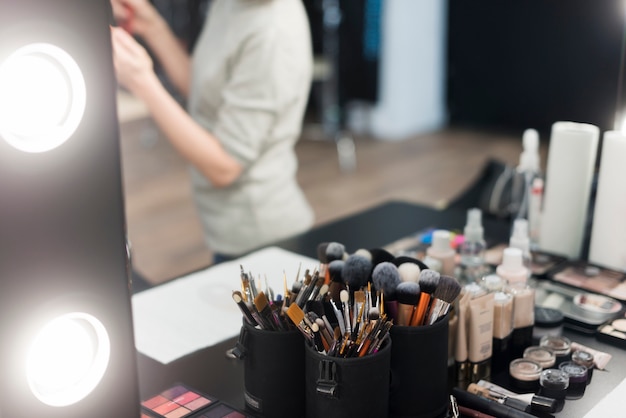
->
111;0;192;98
111;26;242;187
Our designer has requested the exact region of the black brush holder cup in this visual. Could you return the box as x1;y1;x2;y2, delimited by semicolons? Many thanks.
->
233;321;305;418
389;315;449;418
304;341;392;418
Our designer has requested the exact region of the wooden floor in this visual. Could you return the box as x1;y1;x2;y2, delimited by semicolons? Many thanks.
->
119;115;548;286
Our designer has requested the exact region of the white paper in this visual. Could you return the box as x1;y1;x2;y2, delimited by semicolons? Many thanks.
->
131;246;318;364
584;376;626;418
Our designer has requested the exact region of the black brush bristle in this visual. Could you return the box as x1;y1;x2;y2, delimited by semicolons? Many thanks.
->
317;242;329;263
433;275;462;303
395;281;421;306
328;259;344;283
326;242;346;263
369;248;395;266
418;269;440;295
342;254;372;290
371;261;401;299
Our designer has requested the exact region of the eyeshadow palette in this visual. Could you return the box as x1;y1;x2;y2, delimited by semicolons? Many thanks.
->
548;261;626;302
193;403;249;418
597;316;626;349
141;384;217;418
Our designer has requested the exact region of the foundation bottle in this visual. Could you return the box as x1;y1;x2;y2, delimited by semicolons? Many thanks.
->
426;230;456;276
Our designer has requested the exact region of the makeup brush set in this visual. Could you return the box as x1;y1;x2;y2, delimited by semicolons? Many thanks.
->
229;242;463;418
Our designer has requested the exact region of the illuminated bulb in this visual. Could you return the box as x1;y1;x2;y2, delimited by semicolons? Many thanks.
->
0;43;86;153
26;312;110;407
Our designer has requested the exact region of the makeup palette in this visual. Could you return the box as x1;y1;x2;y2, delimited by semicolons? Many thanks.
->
533;279;624;332
141;384;217;418
597;316;626;348
549;261;626;302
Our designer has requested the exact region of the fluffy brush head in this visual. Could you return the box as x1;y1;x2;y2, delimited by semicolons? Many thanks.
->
397;262;421;283
391;255;429;270
371;261;401;299
326;242;346;263
342;253;373;290
328;259;345;283
418;269;440;294
395;281;421;306
433;275;462;303
369;248;395;266
317;242;329;263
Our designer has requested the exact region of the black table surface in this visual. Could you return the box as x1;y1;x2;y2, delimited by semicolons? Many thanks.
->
135;200;626;418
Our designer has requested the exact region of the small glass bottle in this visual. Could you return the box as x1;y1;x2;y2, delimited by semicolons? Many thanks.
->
426;229;456;276
459;208;487;284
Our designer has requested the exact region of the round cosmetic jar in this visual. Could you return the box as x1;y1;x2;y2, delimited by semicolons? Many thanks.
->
558;361;588;399
523;346;556;369
509;358;542;392
540;335;571;366
539;369;569;402
571;350;594;384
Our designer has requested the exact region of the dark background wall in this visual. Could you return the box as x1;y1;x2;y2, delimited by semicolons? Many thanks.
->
446;0;626;136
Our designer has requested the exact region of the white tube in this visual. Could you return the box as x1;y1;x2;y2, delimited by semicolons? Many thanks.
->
588;131;626;271
538;122;599;259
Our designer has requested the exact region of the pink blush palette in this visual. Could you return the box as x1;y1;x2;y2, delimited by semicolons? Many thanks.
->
141;384;217;418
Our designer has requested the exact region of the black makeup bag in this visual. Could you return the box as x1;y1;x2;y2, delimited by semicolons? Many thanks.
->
304;340;391;418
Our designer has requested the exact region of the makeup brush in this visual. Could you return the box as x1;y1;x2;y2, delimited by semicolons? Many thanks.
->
426;275;462;325
391;255;429;270
254;291;279;331
395;281;421;326
371;261;401;322
368;248;395;266
410;269;440;326
342;253;373;297
232;291;259;327
340;289;352;335
397;262;422;283
353;248;373;261
285;304;313;339
328;259;346;305
326;242;346;263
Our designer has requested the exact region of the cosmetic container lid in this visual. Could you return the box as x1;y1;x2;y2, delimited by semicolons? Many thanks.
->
464;282;487;299
496;247;528;284
463;208;484;242
540;335;571;356
519;129;540;173
481;274;505;292
540;369;569;389
431;230;453;253
523;346;556;369
509;358;542;381
571;350;594;369
558;361;588;379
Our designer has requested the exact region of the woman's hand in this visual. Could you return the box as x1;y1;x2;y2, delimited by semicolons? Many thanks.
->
111;26;158;99
110;0;163;38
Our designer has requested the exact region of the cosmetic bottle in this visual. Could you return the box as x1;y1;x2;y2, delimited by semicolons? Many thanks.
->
491;291;514;374
459;208;487;284
510;129;543;247
468;292;494;382
496;247;529;285
509;219;532;276
426;229;456;276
